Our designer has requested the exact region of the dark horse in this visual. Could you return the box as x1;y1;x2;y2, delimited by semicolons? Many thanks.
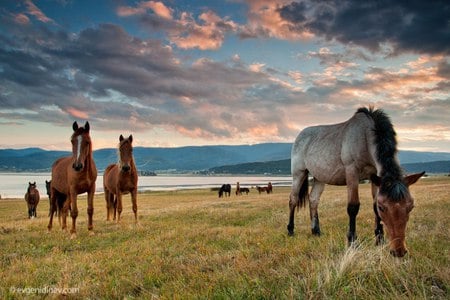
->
103;135;138;223
25;182;40;218
218;184;231;198
46;179;68;222
288;107;424;257
257;182;272;194
48;121;97;238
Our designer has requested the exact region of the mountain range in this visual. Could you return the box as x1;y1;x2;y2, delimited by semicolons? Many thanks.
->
0;143;449;174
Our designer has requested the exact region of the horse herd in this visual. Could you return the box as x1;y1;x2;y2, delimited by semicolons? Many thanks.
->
217;182;271;198
21;107;425;257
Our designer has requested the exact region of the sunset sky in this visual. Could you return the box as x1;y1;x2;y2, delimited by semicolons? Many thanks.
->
1;0;449;151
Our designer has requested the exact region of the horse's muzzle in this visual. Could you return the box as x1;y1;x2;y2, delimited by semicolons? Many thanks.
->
121;165;131;172
73;163;83;171
390;248;408;257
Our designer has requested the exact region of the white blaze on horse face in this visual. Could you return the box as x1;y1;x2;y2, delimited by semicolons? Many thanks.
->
76;135;82;161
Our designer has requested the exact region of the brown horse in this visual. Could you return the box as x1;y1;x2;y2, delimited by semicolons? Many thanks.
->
288;107;424;257
257;182;272;194
48;121;97;238
103;135;138;223
25;182;40;218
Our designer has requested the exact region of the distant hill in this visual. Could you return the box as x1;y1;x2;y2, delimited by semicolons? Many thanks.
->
209;159;450;175
0;144;449;173
0;143;292;172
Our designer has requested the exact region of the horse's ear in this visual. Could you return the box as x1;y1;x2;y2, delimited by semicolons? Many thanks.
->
129;135;133;143
371;174;381;187
119;134;124;142
29;182;32;185
84;121;90;132
33;182;36;185
73;121;79;131
404;171;425;186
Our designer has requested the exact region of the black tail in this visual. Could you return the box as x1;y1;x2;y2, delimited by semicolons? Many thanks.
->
298;171;309;209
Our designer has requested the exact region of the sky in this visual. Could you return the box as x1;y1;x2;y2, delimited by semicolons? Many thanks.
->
0;0;449;152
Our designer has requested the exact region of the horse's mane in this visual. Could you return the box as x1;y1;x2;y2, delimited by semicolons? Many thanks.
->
357;107;408;201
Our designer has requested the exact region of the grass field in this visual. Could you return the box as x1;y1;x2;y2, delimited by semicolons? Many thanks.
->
0;176;449;299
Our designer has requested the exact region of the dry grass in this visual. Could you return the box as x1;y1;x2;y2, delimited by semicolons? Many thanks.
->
0;176;448;299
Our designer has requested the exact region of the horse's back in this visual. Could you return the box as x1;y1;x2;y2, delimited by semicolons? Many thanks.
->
291;112;376;184
51;156;72;194
103;164;119;192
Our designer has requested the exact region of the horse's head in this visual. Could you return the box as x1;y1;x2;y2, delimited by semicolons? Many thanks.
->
372;172;425;257
71;121;92;172
118;134;133;172
45;180;51;196
28;181;37;193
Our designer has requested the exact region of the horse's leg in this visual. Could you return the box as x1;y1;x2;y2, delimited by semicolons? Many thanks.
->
47;190;57;231
116;192;123;222
105;189;111;221
69;193;79;238
309;180;325;236
131;189;138;223
346;169;360;245
288;171;307;236
372;182;384;245
87;186;95;234
61;196;71;231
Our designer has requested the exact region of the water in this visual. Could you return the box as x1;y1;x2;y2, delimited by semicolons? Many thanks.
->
0;173;292;199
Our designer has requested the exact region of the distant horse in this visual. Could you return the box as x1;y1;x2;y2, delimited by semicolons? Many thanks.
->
236;182;241;195
257;182;272;194
218;184;231;198
256;186;267;194
103;135;138;223
48;121;97;238
24;182;40;218
240;187;250;195
288;107;424;257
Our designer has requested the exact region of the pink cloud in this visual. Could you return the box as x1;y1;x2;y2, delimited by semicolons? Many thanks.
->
66;107;89;120
14;13;30;25
25;0;54;23
117;1;173;19
241;0;314;40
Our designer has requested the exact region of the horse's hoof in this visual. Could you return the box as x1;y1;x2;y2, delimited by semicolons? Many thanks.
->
88;231;95;236
70;233;77;240
311;228;321;236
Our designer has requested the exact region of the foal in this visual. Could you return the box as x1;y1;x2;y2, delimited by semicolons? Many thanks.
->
103;135;138;223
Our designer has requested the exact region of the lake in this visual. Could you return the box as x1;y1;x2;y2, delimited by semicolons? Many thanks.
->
0;172;292;199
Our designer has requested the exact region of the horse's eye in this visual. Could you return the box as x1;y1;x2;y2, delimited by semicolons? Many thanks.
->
378;205;386;213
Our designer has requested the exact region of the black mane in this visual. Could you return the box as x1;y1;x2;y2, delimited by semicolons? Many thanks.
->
357;107;407;200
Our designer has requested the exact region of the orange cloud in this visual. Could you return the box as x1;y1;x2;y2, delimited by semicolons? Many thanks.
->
117;1;173;19
242;0;314;40
66;107;89;120
14;13;30;25
25;0;54;23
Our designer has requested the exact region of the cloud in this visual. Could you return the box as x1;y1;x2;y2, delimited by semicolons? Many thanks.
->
239;0;314;40
24;0;55;24
118;2;237;50
117;1;173;19
278;0;450;55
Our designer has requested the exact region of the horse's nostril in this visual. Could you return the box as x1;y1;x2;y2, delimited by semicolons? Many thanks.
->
122;165;130;172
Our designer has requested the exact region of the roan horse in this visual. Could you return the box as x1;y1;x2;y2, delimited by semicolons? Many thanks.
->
25;182;40;218
288;107;424;257
103;135;138;223
48;121;97;238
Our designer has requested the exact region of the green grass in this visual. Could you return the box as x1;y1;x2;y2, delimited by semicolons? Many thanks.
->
0;177;448;299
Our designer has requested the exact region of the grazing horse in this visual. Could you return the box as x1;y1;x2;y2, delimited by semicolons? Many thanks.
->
48;121;97;238
240;187;250;195
25;182;40;218
103;135;138;223
256;186;267;194
288;107;424;257
257;183;272;194
218;184;231;198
